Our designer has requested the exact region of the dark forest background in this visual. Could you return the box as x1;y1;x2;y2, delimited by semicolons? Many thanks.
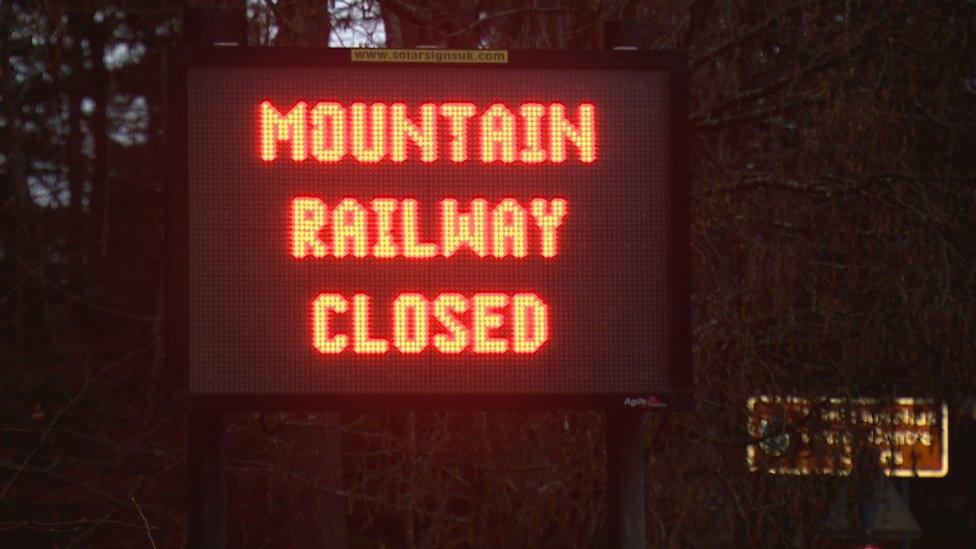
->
1;0;975;546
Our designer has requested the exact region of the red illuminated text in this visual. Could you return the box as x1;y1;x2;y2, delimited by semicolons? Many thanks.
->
312;293;549;354
290;197;567;259
260;101;596;164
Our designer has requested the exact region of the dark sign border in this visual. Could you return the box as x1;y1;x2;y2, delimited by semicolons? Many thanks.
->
166;46;691;411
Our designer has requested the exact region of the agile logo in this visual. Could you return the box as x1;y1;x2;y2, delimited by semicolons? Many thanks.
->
623;395;666;409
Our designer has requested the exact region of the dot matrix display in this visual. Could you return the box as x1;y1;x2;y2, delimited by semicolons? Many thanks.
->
172;49;689;408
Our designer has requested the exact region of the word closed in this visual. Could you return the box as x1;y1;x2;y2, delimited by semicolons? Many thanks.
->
313;293;549;354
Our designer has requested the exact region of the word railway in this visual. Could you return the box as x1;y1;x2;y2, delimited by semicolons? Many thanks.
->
290;197;568;259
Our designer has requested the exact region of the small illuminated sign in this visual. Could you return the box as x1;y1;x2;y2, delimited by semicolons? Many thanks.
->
167;48;690;409
747;397;949;478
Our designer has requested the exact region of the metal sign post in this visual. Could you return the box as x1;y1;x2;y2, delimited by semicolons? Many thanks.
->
187;406;226;548
602;18;692;547
607;409;647;547
180;7;243;547
603;21;659;549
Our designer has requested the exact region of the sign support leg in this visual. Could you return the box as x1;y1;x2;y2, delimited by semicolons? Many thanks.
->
607;409;646;548
188;408;226;548
605;10;650;542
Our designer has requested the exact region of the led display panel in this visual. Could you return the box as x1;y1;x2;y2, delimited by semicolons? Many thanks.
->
168;48;690;409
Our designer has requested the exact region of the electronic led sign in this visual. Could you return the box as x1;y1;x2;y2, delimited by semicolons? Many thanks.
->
168;48;690;409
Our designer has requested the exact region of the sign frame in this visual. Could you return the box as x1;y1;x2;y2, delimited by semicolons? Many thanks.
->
166;46;691;411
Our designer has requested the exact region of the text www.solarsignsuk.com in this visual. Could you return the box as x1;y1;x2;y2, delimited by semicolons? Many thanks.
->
351;49;508;64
